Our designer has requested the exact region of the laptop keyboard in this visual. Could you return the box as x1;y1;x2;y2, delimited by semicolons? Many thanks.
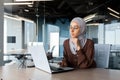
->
50;66;64;71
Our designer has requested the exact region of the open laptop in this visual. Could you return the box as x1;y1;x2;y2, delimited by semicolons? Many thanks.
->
28;42;74;74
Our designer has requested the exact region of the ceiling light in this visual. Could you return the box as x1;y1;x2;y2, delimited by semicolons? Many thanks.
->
85;19;92;23
107;7;120;15
28;4;33;7
105;19;108;21
24;9;29;12
109;13;120;18
15;0;53;1
4;15;21;21
4;2;33;5
83;13;96;21
4;13;34;23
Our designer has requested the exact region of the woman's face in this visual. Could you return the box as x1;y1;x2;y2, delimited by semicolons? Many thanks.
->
69;22;80;38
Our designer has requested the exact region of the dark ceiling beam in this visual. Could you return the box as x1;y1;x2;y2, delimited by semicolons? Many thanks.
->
57;0;65;9
34;1;40;8
87;0;112;13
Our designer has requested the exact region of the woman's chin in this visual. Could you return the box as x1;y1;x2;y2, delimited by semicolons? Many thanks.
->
71;36;77;38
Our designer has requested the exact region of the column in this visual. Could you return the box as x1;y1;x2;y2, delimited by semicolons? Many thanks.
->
0;0;4;66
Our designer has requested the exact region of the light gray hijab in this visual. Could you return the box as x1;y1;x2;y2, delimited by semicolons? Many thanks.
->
69;17;87;55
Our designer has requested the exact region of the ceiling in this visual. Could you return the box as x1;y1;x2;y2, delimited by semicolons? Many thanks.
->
4;0;120;23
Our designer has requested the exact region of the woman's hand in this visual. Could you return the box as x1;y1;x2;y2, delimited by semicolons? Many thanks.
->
58;62;67;67
71;38;81;51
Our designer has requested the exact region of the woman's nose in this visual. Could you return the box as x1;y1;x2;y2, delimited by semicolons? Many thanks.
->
71;28;74;32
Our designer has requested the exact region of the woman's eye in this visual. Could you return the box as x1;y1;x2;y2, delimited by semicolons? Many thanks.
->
70;26;79;30
74;27;78;29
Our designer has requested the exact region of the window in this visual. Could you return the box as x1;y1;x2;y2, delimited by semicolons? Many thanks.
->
7;36;16;43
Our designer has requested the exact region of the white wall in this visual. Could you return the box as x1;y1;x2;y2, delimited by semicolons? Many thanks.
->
25;21;36;46
46;24;60;57
98;24;105;44
4;17;22;52
105;23;120;44
50;32;59;57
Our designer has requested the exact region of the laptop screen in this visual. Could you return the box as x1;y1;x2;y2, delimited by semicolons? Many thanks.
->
28;42;74;74
28;42;52;73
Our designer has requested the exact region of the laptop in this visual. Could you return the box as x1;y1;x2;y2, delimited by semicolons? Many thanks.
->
28;42;74;74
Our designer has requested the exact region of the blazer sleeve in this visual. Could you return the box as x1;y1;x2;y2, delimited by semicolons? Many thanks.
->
60;40;69;67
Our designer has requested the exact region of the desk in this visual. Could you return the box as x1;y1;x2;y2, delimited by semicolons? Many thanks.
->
0;65;120;80
110;50;120;55
4;49;30;61
4;53;31;68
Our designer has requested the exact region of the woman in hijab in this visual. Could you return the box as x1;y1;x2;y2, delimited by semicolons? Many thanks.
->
60;17;96;69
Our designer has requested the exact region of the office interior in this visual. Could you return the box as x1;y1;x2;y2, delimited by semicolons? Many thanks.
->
1;0;120;70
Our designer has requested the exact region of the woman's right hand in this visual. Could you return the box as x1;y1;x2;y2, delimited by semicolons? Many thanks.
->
72;38;81;50
58;61;67;67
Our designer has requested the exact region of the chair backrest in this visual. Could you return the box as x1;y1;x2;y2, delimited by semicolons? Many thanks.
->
94;44;111;68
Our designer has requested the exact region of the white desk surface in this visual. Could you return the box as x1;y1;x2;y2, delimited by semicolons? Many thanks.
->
0;64;120;80
110;50;120;53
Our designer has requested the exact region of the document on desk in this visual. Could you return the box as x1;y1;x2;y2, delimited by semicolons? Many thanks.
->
94;44;110;68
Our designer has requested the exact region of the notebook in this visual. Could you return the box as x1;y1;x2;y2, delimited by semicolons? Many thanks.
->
28;42;74;74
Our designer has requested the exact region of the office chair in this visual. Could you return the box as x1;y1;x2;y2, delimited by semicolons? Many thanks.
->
15;54;27;68
94;44;111;68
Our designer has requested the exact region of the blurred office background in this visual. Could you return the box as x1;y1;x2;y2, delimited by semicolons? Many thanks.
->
1;0;120;69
